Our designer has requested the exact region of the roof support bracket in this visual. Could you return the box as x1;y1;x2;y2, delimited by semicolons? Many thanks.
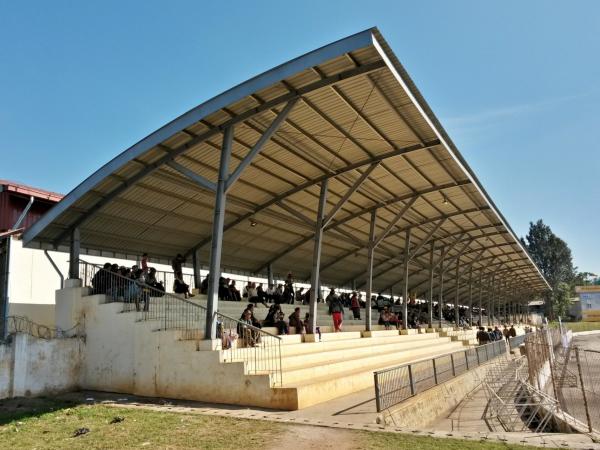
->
322;162;379;228
373;196;418;249
225;99;298;193
167;161;217;192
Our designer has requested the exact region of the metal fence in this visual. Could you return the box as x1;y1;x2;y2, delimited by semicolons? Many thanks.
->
523;329;600;434
374;339;507;412
3;315;80;340
79;260;283;386
215;311;283;386
508;333;527;349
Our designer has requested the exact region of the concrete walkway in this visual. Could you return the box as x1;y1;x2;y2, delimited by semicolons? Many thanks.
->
60;389;600;449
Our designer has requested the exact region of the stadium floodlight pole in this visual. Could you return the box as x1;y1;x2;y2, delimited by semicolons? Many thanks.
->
454;259;460;329
428;240;435;329
205;125;233;340
308;179;328;335
365;210;377;332
402;228;412;330
437;245;446;329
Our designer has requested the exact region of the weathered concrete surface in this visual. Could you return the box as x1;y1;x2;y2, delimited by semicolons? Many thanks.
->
0;333;83;399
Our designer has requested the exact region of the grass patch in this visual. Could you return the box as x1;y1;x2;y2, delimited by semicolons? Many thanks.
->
361;430;546;449
0;401;281;449
0;397;554;450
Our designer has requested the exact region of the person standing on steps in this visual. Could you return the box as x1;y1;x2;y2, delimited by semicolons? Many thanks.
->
328;294;345;332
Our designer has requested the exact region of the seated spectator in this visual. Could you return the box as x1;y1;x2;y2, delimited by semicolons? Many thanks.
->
171;253;185;280
257;283;268;304
218;277;232;300
266;283;276;303
200;273;209;295
274;284;284;304
237;309;261;347
379;307;392;330
264;304;288;335
288;307;304;334
509;325;517;338
173;276;193;299
246;282;265;307
487;327;495;342
303;313;321;340
92;262;112;294
146;268;165;296
295;287;305;305
229;280;241;302
240;304;262;329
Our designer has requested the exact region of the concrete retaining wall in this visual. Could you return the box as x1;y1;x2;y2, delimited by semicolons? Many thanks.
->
379;359;500;428
0;334;83;399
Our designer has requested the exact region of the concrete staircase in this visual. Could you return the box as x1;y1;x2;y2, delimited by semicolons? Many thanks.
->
76;288;473;410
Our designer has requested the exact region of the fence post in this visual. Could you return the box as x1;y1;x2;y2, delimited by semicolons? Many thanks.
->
465;350;469;370
407;365;415;396
485;343;489;362
575;347;593;433
450;353;456;377
432;358;438;384
374;372;382;412
476;346;481;365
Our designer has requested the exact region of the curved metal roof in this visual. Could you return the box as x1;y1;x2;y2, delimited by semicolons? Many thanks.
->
23;28;550;298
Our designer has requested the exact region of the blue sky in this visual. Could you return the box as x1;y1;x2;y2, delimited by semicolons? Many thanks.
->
1;1;599;273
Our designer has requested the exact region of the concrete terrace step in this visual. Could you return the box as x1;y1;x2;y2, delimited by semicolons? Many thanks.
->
278;343;466;409
277;341;462;385
222;330;444;361
273;337;454;372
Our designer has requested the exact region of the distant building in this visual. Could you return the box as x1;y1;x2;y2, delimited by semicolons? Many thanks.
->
575;285;600;321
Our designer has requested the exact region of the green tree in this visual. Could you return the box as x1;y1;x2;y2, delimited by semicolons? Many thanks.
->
521;219;576;320
553;282;572;317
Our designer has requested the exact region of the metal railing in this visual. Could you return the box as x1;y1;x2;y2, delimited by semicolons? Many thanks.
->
79;260;283;386
215;311;283;386
509;333;527;349
79;259;207;338
374;339;507;412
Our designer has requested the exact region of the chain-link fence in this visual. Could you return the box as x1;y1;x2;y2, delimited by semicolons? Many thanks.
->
523;328;600;433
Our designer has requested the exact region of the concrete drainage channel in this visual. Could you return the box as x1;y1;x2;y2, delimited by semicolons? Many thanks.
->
376;352;598;446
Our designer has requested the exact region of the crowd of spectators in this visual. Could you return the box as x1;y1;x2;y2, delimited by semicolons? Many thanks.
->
476;324;518;345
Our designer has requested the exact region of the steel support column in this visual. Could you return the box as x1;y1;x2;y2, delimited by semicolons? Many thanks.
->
402;229;411;330
468;268;473;326
309;180;328;334
192;249;201;289
428;240;435;328
454;261;460;328
437;246;446;329
205;126;233;340
478;273;483;326
365;210;377;332
68;227;80;279
267;263;274;287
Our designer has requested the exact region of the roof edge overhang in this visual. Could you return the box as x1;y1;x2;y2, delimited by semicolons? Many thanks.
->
369;30;551;291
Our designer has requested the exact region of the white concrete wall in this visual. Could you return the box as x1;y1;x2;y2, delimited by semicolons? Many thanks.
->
0;334;83;399
0;343;11;399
